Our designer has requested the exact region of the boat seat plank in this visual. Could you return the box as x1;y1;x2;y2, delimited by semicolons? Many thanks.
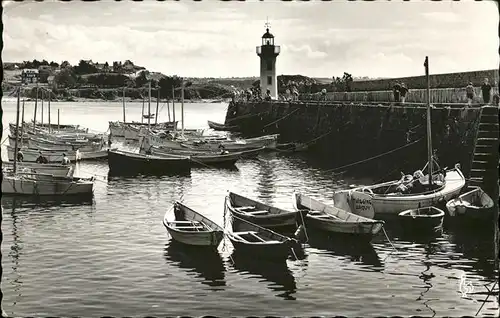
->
245;210;269;215
169;220;201;224
172;225;206;230
235;206;256;212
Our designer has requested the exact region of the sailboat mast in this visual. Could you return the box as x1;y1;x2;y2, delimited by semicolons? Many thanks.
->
172;85;176;134
58;109;60;130
33;83;38;132
41;89;44;127
148;81;151;130
155;88;159;125
141;95;145;124
181;82;185;137
13;87;21;174
48;89;51;133
21;98;25;145
122;87;126;123
424;56;433;186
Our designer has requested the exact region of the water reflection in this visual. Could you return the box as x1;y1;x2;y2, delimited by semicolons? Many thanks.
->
416;260;437;317
228;249;297;300
1;195;94;209
307;231;384;270
255;157;276;204
163;242;226;289
4;204;23;308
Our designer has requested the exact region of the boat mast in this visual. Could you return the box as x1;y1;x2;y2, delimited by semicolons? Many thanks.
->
424;56;433;186
122;87;126;123
148;81;151;130
13;87;21;174
172;85;176;135
48;89;51;133
181;81;185;137
33;82;38;132
155;87;159;125
20;98;25;145
141;93;145;124
41;89;44;127
58;109;60;130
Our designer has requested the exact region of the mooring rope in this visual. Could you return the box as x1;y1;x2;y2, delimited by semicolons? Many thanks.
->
262;108;300;129
324;137;424;173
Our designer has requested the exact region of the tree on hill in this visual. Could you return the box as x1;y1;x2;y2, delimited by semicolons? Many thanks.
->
158;75;183;97
331;72;353;92
73;60;98;75
54;68;78;88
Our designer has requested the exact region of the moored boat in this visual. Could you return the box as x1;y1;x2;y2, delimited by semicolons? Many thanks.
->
163;201;225;247
6;145;80;162
398;206;445;231
107;149;191;175
2;161;73;177
2;171;94;196
293;193;384;237
333;164;466;217
226;192;299;230
445;186;495;218
226;217;299;262
207;120;240;132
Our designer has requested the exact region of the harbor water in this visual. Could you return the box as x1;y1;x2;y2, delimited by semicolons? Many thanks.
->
1;100;498;316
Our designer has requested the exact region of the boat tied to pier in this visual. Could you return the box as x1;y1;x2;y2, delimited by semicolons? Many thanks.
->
445;186;495;218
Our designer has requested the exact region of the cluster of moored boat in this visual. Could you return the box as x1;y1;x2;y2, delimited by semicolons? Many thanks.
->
162;161;495;263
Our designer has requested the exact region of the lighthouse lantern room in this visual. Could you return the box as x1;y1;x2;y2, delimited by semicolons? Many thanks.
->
256;21;280;100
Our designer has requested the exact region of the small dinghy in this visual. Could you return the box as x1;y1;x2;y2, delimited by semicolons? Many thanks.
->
163;201;225;248
207;120;240;132
398;206;445;231
226;216;300;261
293;193;384;238
445;187;495;218
226;192;300;231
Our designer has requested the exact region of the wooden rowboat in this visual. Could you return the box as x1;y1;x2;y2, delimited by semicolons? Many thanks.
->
207;120;240;132
163;201;225;247
226;214;299;261
107;149;191;176
398;206;445;231
2;161;73;177
226;192;299;230
445;186;495;218
293;193;384;237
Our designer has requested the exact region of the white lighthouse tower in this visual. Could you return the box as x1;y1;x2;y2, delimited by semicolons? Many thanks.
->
256;21;280;100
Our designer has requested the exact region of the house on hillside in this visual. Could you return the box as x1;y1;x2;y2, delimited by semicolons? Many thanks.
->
21;69;39;84
95;62;110;72
47;75;56;88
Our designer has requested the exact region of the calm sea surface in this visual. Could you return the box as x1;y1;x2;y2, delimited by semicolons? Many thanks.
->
1;99;498;317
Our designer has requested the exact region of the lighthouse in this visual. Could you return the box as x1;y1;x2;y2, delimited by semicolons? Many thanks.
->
256;22;280;100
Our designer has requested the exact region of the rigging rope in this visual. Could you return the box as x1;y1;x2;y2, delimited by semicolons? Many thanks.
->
324;137;424;173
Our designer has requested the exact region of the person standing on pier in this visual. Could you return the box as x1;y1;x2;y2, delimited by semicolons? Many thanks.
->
61;153;70;165
399;83;409;104
16;148;24;162
465;82;475;107
392;82;401;104
36;151;48;164
481;78;492;105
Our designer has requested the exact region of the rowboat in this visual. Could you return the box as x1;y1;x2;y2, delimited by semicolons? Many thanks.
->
207;120;240;132
398;206;445;231
445;187;495;218
143;113;155;119
107;149;191;175
226;192;299;230
226;216;299;261
333;164;466;217
2;161;73;177
293;193;384;237
2;171;94;196
181;134;279;151
148;146;264;167
6;145;80;162
163;201;224;247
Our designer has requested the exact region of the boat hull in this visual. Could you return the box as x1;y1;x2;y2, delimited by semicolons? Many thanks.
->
2;174;94;196
398;207;445;231
334;168;466;216
107;149;190;175
294;193;384;236
227;235;291;261
2;161;73;177
7;146;80;162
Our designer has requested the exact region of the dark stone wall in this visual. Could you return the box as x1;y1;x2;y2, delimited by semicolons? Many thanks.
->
225;100;482;178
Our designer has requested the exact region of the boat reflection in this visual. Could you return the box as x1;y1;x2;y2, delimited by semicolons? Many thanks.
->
163;241;226;288
107;169;191;179
416;260;437;317
306;230;384;270
228;249;297;300
1;194;94;209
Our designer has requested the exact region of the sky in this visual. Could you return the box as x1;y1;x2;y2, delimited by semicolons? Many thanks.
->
2;0;498;78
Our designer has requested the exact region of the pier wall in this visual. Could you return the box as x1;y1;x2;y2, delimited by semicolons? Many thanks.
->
225;100;482;177
302;86;499;104
350;69;498;91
